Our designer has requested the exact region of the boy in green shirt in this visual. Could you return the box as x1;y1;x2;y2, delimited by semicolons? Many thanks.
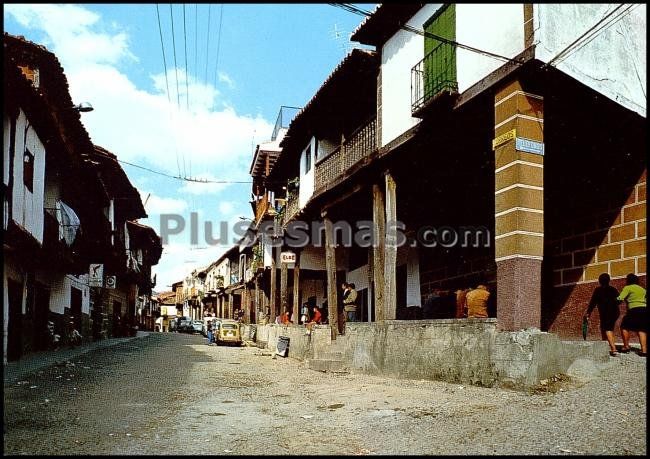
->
618;273;647;356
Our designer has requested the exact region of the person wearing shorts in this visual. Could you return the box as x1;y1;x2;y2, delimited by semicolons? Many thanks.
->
618;273;647;357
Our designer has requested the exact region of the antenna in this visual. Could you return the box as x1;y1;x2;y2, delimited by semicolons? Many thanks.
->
331;23;351;55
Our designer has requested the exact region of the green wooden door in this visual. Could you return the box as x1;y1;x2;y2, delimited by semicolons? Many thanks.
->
423;4;457;100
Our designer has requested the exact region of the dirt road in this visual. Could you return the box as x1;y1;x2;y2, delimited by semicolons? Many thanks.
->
3;332;646;455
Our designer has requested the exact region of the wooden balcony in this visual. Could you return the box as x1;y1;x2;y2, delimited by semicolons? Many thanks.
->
281;192;300;226
314;117;377;191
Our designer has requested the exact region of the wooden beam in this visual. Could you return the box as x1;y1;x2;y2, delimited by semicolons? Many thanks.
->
293;251;301;322
367;247;374;323
280;255;288;317
228;293;234;319
324;216;339;340
321;183;363;213
270;246;277;323
384;172;397;320
254;278;260;324
372;183;385;321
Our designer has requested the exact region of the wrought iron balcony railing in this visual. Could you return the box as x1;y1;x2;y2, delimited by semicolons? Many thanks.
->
411;42;458;115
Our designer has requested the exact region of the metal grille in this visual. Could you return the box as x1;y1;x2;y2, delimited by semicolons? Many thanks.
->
411;42;458;113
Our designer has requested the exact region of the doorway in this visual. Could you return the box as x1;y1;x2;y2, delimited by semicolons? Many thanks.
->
7;279;23;361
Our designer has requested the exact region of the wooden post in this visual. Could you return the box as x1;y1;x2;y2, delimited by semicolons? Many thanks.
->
243;287;250;324
270;246;277;323
384;172;397;320
228;293;234;319
372;183;386;321
293;251;301;324
280;255;288;317
367;248;374;323
323;214;339;340
254;278;260;324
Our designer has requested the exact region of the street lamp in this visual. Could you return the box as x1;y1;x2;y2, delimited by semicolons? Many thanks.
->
73;102;94;113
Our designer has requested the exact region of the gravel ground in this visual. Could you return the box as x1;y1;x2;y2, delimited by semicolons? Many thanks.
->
3;332;646;455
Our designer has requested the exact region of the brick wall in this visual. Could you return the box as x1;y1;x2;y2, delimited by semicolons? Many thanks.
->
546;169;646;338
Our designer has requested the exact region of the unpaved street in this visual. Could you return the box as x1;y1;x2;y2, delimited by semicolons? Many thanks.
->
3;332;646;455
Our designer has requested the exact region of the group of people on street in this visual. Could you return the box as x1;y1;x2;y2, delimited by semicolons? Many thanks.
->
584;272;647;357
423;284;493;319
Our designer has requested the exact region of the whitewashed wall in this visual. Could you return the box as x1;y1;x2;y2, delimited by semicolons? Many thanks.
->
456;4;525;93
380;4;440;147
215;259;230;287
298;137;316;209
316;138;338;162
347;264;369;291
36;271;91;316
534;3;646;117
12;109;45;243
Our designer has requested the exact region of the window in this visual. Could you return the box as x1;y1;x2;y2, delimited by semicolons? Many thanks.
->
239;254;246;280
304;144;312;174
423;4;457;99
23;149;34;192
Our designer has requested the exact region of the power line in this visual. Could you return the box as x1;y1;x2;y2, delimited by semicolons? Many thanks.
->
205;4;211;85
155;4;181;178
155;5;171;106
169;4;181;110
195;3;198;101
547;4;635;67
183;4;190;111
214;4;225;88
331;3;523;65
117;158;253;184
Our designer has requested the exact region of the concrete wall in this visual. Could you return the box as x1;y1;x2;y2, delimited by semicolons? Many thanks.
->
493;328;609;387
341;320;499;386
456;4;525;93
256;320;610;389
534;4;647;117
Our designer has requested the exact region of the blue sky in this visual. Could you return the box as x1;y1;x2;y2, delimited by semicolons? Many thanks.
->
4;3;375;290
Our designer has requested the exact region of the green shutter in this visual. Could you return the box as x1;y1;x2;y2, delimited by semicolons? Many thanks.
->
423;4;457;100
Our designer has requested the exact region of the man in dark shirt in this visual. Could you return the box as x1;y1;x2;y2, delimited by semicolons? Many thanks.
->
584;273;620;356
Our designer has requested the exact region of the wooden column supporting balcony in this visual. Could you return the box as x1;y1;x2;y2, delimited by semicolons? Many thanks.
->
372;183;385;321
324;215;339;340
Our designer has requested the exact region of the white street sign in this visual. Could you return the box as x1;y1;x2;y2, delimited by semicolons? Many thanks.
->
105;275;116;289
89;263;104;287
280;251;296;264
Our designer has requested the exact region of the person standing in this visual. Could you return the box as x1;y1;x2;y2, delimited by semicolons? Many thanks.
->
618;273;647;356
466;285;490;318
583;273;620;356
206;321;213;345
339;282;349;334
343;283;358;323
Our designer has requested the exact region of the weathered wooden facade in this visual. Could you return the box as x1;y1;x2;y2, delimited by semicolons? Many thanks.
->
3;33;161;363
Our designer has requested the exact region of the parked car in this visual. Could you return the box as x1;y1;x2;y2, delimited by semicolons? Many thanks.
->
190;320;203;334
177;317;192;333
215;319;242;346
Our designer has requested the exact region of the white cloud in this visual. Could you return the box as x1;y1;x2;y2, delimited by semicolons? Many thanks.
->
5;4;273;178
141;192;188;215
218;201;235;216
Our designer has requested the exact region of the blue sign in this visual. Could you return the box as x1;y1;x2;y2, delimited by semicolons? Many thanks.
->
515;137;544;155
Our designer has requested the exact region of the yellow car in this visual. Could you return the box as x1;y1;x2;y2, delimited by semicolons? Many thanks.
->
215;319;242;346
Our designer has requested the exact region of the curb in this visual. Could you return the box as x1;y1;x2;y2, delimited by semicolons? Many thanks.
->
3;332;149;386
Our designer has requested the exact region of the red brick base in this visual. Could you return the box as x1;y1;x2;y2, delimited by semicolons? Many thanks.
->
547;275;646;341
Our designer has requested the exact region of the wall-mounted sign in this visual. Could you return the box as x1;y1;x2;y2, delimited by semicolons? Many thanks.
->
89;263;103;287
515;137;544;155
280;251;296;264
492;128;516;150
105;275;116;289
